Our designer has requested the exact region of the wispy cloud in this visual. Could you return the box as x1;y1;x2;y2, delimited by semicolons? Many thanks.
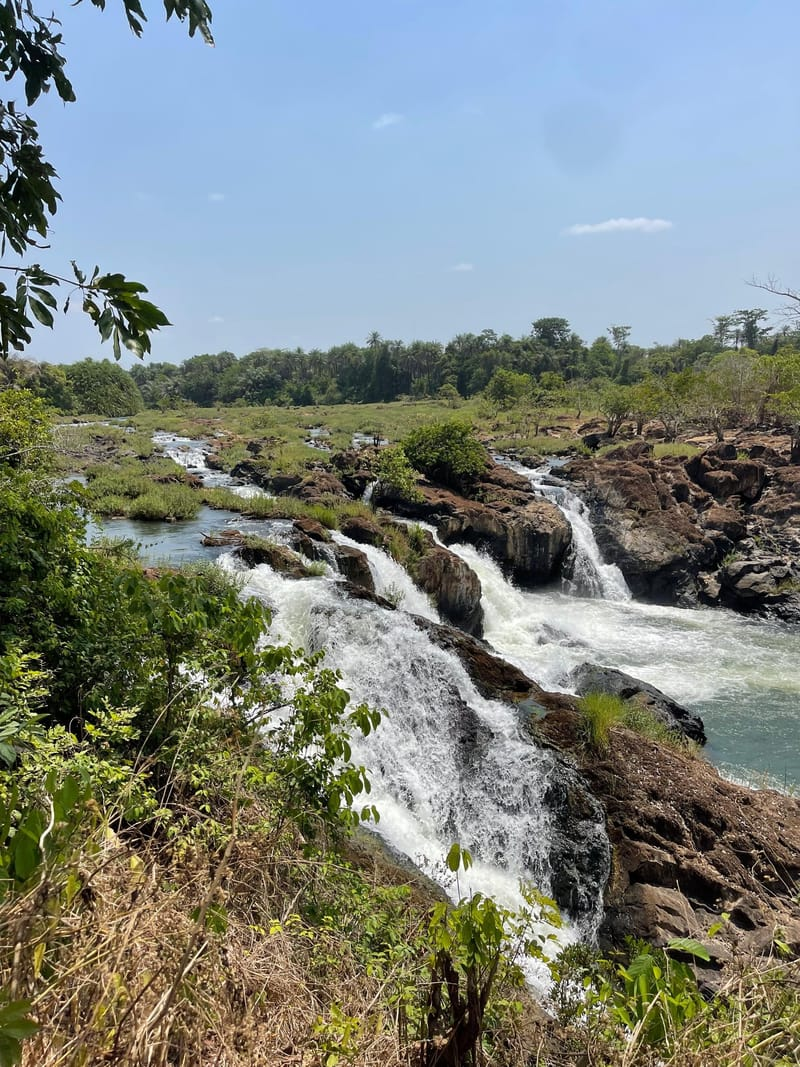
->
450;262;474;272
208;192;226;203
372;112;403;130
208;315;225;324
565;216;673;236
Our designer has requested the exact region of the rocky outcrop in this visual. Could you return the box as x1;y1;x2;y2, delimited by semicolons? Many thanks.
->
288;470;349;503
563;452;717;603
339;514;387;548
408;530;484;636
235;540;318;579
414;616;566;712
378;466;571;586
230;459;302;494
538;708;800;962
332;544;374;592
567;663;706;744
719;556;800;619
562;438;800;616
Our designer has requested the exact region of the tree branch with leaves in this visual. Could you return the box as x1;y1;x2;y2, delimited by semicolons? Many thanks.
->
0;0;214;360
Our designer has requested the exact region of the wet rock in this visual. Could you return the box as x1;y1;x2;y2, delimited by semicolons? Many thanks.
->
414;616;567;711
235;540;317;579
410;536;484;636
567;662;706;744
339;514;387;547
719;557;800;617
201;528;244;547
380;482;571;586
332;544;375;593
292;516;331;542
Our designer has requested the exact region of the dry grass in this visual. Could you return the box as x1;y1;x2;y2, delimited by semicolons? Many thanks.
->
9;817;424;1067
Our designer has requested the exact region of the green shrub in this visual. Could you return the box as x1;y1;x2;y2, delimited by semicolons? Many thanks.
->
402;419;487;490
375;444;423;502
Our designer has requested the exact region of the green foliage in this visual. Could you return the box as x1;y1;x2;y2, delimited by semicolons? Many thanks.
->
485;368;531;410
85;456;200;519
374;444;423;502
402;419;488;490
424;879;561;1064
0;1;213;360
0;998;38;1067
587;940;706;1050
0;389;51;470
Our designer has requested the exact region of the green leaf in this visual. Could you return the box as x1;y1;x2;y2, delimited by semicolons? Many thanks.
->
446;842;462;872
28;299;54;328
667;937;711;962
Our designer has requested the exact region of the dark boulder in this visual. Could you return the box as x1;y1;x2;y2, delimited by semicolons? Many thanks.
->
332;544;375;593
339;514;387;547
236;540;317;579
288;470;349;503
567;662;706;744
410;537;484;636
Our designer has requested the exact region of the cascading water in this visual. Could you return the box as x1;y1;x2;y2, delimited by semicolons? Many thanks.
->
441;539;800;790
153;431;271;497
217;547;611;982
501;457;630;601
331;531;438;619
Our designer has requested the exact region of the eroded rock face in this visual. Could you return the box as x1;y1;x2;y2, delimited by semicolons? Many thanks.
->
235;541;316;579
332;544;374;593
378;467;572;586
288;470;349;503
410;535;484;636
538;709;800;960
567;663;706;744
562;439;800;617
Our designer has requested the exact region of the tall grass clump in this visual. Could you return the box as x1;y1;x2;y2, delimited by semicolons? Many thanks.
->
577;692;626;750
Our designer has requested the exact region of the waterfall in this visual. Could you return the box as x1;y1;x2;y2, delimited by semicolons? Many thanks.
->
500;457;630;602
331;531;438;619
216;547;612;983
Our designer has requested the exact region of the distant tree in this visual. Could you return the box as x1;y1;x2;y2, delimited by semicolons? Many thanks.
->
655;370;694;441
733;309;771;350
711;315;735;348
485;368;530;410
65;359;143;416
767;347;800;462
532;317;572;349
598;384;631;437
627;378;662;435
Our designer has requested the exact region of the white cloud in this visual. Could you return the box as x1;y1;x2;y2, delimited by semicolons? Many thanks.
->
565;216;673;236
450;262;474;272
208;192;226;203
208;315;225;324
372;112;403;130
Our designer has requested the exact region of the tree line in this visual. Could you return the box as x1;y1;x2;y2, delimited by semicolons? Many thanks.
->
2;312;800;456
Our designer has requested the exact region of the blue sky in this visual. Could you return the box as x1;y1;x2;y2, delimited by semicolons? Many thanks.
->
28;0;800;364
